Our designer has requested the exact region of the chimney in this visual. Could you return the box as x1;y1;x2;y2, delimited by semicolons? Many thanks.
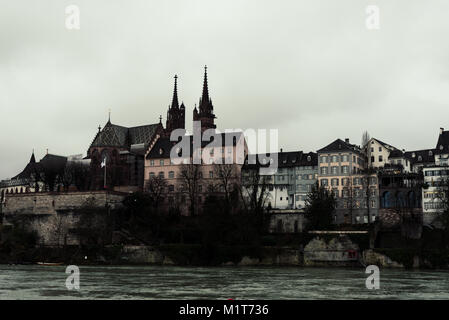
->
345;138;349;144
280;148;283;153
440;127;444;135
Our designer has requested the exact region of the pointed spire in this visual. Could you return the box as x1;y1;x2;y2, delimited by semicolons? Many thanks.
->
30;150;36;163
171;74;179;109
200;65;209;110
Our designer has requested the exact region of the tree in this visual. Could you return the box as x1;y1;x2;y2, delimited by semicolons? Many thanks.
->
144;176;168;209
240;165;271;214
305;182;336;230
362;131;371;147
213;164;239;214
179;163;202;216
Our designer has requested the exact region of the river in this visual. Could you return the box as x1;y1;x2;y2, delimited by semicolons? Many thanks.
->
0;265;448;299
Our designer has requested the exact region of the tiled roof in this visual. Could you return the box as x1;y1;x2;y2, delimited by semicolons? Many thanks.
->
242;151;318;169
317;139;362;154
435;130;449;154
9;154;67;181
404;149;435;165
90;121;160;150
372;138;397;151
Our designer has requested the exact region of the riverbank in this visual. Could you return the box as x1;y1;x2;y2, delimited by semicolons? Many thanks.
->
2;243;449;270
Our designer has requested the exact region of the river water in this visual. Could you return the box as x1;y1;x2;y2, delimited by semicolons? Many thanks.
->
0;265;448;299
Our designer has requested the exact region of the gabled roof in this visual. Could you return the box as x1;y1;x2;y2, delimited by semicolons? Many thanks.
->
90;121;160;150
435;130;449;154
11;154;67;180
404;149;435;165
317;139;362;154
370;138;398;151
146;132;245;159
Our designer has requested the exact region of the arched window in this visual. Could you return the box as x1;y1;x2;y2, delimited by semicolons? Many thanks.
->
397;191;406;208
381;191;392;208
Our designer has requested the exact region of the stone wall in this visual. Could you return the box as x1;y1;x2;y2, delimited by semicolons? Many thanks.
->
1;191;126;245
362;249;404;268
303;235;360;266
2;191;125;217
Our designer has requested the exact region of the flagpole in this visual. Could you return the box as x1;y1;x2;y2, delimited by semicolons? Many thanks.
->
103;158;107;189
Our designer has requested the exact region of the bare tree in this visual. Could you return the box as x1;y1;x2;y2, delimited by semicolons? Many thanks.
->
240;166;271;214
362;131;371;147
179;163;202;216
144;175;168;209
213;164;239;213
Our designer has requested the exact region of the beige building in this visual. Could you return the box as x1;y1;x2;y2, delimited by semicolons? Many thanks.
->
144;132;247;215
317;138;379;224
364;138;399;169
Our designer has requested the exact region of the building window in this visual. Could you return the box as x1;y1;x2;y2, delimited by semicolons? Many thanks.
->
168;171;174;178
209;171;213;178
158;172;164;178
320;167;328;175
378;155;383;162
150;160;154;166
342;166;349;174
149;172;155;179
168;185;174;192
342;155;348;162
160;160;164;166
331;166;338;174
320;179;328;187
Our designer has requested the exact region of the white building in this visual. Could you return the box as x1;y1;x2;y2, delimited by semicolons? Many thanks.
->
422;166;448;228
364;138;399;169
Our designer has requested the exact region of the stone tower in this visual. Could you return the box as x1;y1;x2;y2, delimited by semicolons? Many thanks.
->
193;66;216;132
165;75;185;134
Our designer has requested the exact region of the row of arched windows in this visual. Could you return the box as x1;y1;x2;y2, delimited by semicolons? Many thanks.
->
380;190;421;208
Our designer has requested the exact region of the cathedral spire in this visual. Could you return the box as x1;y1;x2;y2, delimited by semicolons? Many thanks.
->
194;66;216;132
171;75;179;109
165;74;185;134
200;65;209;110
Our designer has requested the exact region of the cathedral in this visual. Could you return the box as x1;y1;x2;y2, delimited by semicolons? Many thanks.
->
87;66;217;191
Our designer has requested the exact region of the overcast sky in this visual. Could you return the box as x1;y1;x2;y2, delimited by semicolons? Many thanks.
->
1;0;449;179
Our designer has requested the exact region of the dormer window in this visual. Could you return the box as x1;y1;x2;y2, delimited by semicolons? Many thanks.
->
159;148;164;155
418;156;422;161
292;159;296;163
412;153;416;158
307;156;311;161
429;150;433;156
440;145;444;150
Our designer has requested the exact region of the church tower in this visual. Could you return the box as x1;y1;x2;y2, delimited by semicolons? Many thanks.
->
193;66;216;132
165;75;185;135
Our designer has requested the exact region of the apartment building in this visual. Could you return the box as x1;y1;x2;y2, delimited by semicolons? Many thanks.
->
317;138;379;224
